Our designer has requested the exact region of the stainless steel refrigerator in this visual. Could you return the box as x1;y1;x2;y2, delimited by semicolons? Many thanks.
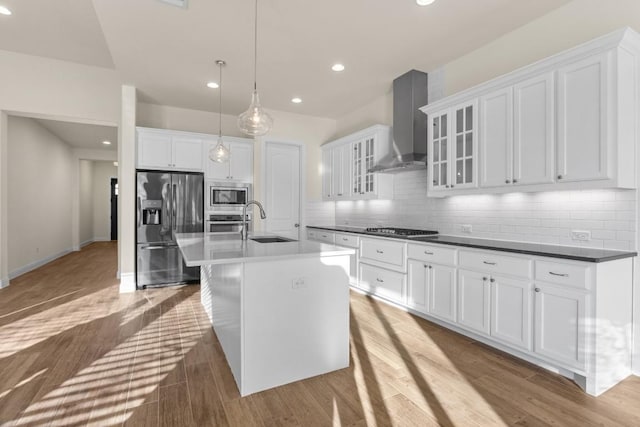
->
136;170;204;288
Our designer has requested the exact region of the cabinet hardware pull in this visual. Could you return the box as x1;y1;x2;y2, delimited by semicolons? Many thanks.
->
322;234;327;238
446;185;450;188
513;179;518;183
424;251;434;255
490;278;495;283
505;179;511;184
483;261;496;265
549;271;569;277
482;277;487;281
342;238;348;241
557;174;563;179
535;288;541;292
376;249;384;254
376;278;384;283
424;264;428;268
451;184;455;188
338;193;343;196
428;265;432;269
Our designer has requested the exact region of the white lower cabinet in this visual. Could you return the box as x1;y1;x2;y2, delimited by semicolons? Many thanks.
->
491;275;532;351
533;282;587;370
359;263;405;305
428;264;457;323
457;269;490;335
307;227;633;396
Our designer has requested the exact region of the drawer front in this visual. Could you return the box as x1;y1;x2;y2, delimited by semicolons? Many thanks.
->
335;233;359;248
359;264;405;304
306;229;318;240
535;260;590;290
360;238;406;268
315;230;335;244
407;243;457;266
459;250;532;278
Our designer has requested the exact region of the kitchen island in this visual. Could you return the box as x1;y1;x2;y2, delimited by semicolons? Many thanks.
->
176;232;354;396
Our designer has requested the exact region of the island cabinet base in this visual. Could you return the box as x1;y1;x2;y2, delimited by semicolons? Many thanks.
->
201;255;351;396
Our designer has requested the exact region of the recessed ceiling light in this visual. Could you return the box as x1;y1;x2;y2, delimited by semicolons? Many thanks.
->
291;97;302;104
206;81;219;89
332;63;345;72
113;161;119;167
0;6;12;15
416;0;436;5
102;140;112;145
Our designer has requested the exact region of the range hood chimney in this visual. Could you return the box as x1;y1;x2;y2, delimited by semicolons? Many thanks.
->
368;70;428;173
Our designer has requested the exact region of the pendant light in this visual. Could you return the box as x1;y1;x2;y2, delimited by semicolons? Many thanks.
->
210;60;231;163
238;0;273;136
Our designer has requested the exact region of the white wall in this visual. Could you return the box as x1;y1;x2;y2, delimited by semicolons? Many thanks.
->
7;116;74;276
79;160;94;245
92;161;118;241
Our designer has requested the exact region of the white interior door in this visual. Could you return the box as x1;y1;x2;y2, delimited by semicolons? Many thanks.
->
264;142;301;240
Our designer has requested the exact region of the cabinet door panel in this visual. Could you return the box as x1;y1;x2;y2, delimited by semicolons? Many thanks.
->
322;148;332;199
340;144;351;199
360;263;405;304
557;53;610;182
138;132;172;169
514;73;555;185
480;88;513;187
407;260;429;313
172;136;203;171
229;142;253;181
534;284;587;370
491;276;532;351
451;101;477;189
457;269;490;335
428;112;450;191
428;264;456;322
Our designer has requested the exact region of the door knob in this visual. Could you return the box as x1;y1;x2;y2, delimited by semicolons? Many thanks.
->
294;223;300;228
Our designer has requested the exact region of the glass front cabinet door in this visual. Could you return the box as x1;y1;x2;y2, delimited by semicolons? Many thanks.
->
428;101;478;193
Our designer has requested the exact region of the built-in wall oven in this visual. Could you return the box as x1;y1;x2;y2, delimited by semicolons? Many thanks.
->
206;181;252;234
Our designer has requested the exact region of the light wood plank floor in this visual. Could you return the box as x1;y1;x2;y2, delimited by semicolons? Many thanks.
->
1;242;639;426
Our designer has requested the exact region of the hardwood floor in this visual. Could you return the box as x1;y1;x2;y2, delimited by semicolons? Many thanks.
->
1;241;639;426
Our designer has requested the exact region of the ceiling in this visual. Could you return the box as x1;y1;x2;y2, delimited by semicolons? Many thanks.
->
0;0;571;119
35;118;118;151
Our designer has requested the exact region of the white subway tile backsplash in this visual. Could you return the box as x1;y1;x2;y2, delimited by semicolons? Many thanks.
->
332;169;637;250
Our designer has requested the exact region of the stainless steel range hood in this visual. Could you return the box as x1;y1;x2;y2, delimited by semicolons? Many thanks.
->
368;70;428;174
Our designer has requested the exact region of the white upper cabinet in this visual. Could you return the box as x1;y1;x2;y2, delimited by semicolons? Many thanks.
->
480;73;555;188
137;128;203;172
480;88;513;187
428;101;478;193
513;73;555;185
422;27;639;196
556;53;610;183
206;138;254;182
322;148;332;199
321;125;393;201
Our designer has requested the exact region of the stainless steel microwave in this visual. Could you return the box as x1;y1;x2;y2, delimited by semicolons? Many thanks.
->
208;182;251;208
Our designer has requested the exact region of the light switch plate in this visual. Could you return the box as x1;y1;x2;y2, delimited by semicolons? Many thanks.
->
461;224;472;234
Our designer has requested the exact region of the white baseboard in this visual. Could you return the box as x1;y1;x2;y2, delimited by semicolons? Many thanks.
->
0;277;9;288
93;237;111;242
119;272;136;293
9;248;73;280
80;239;93;248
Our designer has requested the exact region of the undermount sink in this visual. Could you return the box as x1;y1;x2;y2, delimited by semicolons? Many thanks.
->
250;237;296;243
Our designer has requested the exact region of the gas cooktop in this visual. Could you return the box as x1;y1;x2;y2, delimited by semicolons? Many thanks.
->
365;227;438;237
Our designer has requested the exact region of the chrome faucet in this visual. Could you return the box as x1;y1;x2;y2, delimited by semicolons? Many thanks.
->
242;200;267;240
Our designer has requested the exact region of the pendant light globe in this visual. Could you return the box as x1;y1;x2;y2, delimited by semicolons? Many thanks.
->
238;0;273;136
238;90;273;136
209;59;231;163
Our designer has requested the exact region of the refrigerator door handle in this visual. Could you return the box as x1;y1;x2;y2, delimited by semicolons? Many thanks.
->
172;183;177;231
139;245;171;250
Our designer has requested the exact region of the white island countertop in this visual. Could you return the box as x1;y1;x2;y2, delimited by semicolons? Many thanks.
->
175;232;355;266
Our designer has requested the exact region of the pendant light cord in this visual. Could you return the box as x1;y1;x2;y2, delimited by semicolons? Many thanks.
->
253;0;258;92
218;61;223;138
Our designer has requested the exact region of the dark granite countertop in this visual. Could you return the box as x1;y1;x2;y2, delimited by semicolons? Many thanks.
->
307;225;637;263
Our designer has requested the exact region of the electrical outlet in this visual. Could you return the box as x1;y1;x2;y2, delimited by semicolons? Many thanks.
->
292;277;307;289
461;224;472;234
571;230;591;242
